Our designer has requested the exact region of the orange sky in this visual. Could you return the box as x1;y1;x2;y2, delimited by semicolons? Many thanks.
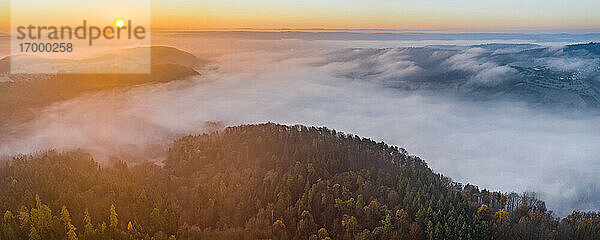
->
0;1;7;31
150;0;600;31
2;0;600;32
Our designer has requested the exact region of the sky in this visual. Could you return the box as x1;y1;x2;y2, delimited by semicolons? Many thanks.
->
1;0;600;31
151;0;600;31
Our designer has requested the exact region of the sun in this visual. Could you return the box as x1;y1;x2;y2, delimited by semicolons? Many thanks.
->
115;18;126;29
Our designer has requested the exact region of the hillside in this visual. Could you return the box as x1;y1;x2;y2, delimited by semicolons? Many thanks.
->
0;123;597;240
0;46;201;129
318;43;600;109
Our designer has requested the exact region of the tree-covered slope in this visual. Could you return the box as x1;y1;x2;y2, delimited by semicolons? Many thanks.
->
0;123;597;240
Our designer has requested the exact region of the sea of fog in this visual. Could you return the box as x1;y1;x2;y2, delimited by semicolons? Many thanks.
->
2;32;600;216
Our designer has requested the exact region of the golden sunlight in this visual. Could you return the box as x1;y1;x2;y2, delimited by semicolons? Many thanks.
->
115;18;126;29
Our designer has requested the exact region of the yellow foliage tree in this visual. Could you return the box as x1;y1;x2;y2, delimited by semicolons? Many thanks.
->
477;204;488;217
109;204;118;230
495;209;509;222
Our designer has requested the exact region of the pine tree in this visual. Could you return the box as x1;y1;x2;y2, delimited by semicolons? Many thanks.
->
434;222;443;240
60;206;78;240
109;204;119;230
83;210;96;238
2;210;20;240
426;221;434;240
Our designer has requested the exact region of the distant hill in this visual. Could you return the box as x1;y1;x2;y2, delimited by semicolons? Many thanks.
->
318;43;600;109
1;46;202;75
0;46;202;129
0;123;596;240
565;42;600;55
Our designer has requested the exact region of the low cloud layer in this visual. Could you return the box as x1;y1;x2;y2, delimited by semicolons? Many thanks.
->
443;47;518;86
1;43;600;216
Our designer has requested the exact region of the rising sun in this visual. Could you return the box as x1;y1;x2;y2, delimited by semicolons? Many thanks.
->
115;18;126;28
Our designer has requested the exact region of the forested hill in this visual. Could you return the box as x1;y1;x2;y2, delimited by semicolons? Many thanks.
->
0;123;598;240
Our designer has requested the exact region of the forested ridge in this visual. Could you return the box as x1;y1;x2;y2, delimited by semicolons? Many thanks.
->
0;123;598;240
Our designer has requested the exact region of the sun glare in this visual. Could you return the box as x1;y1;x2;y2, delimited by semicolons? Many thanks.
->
115;18;125;28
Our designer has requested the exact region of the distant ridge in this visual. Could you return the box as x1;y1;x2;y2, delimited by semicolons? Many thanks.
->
565;42;600;55
0;46;203;128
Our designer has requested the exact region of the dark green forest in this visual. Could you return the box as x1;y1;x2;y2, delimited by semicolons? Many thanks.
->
0;123;599;240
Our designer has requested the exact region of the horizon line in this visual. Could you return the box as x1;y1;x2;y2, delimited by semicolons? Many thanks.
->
2;28;600;35
151;28;600;34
